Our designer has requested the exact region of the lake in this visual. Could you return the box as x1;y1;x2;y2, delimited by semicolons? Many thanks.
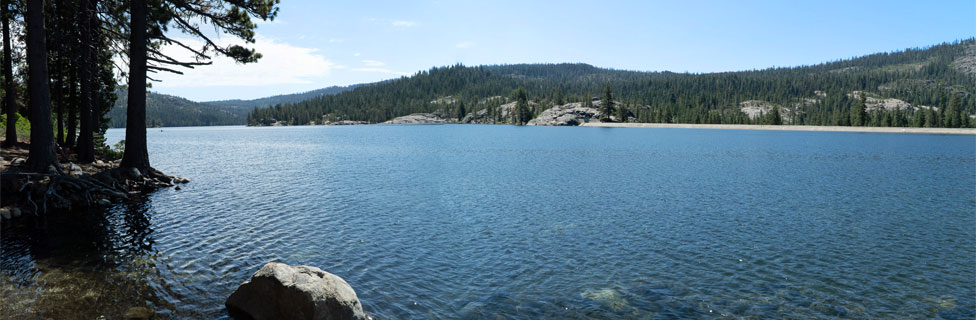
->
2;125;974;319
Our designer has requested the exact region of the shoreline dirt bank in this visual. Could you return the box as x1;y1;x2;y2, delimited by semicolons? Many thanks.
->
579;122;976;135
0;146;188;218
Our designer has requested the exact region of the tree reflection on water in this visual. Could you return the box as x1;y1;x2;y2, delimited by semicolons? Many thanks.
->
0;196;174;319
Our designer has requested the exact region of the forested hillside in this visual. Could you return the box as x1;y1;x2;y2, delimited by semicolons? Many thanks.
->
107;85;360;128
249;39;976;127
108;90;249;128
206;85;358;109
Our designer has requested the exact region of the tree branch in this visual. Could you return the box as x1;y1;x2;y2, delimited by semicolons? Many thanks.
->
147;65;185;75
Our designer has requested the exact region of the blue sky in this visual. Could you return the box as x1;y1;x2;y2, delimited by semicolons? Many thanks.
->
152;0;976;102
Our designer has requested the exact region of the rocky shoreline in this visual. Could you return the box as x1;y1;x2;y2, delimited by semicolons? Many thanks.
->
247;99;976;134
579;122;976;135
383;113;450;124
0;146;189;219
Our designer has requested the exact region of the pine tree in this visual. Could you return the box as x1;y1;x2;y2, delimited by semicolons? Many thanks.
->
616;102;628;122
925;108;938;127
834;108;849;126
850;93;867;126
766;106;782;125
945;93;961;128
600;83;614;122
75;0;96;163
912;110;925;127
514;87;530;125
122;0;279;174
457;101;466;121
23;0;60;173
1;0;16;147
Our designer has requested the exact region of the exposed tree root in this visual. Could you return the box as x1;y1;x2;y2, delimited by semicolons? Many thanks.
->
2;166;188;216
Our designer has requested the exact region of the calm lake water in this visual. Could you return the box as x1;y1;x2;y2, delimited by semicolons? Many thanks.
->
2;125;974;319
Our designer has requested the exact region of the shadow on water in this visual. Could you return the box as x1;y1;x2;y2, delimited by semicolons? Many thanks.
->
0;196;174;319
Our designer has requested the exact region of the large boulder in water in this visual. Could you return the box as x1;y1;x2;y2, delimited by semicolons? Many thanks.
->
225;262;366;320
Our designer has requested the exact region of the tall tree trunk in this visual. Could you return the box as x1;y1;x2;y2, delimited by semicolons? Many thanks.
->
121;0;150;173
1;0;16;147
89;0;101;144
52;2;64;146
65;78;77;147
55;72;63;144
75;0;94;163
24;0;61;173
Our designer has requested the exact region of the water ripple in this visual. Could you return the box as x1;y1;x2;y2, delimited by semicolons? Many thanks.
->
2;125;974;319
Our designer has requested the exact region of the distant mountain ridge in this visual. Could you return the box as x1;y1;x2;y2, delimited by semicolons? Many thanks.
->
108;85;358;128
205;85;359;109
109;90;247;128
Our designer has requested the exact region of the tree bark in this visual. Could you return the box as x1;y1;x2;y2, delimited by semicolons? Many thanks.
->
89;0;101;142
66;77;77;147
75;0;94;163
2;0;16;147
52;1;64;145
121;0;150;173
24;0;61;173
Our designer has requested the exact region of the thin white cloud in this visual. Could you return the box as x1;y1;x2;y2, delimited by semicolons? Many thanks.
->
152;35;333;87
254;19;285;26
456;41;475;49
334;65;347;69
361;59;385;67
329;38;345;43
368;18;418;28
352;68;411;76
353;53;361;57
392;20;416;27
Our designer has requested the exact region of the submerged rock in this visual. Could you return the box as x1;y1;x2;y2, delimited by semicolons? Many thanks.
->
226;262;366;320
124;306;154;319
581;288;629;312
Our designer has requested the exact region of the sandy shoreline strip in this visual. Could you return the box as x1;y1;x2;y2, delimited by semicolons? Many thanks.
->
579;122;976;135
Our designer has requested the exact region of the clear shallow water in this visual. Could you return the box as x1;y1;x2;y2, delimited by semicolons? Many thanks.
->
2;125;974;319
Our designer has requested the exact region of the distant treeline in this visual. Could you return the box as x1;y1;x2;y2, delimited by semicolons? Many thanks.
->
106;85;361;128
206;85;358;109
248;39;976;128
108;89;249;128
